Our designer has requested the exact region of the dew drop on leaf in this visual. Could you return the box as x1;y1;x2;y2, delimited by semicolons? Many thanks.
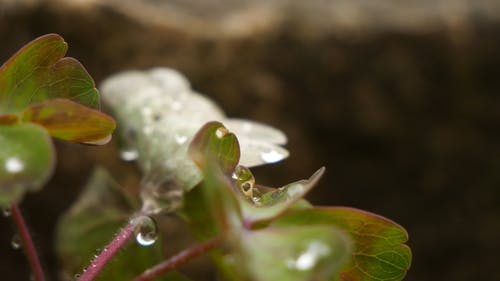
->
2;207;11;217
119;148;139;161
131;215;158;246
4;157;24;174
232;165;255;198
174;134;188;145
286;240;331;271
260;149;286;164
215;127;228;139
11;234;21;250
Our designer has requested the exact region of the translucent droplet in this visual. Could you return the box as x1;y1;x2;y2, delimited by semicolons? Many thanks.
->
74;273;81;280
120;148;139;161
286;241;331;271
286;184;304;198
232;165;255;197
5;157;24;173
11;234;21;250
174;134;188;145
2;207;11;217
215;127;228;139
131;215;158;246
260;150;285;163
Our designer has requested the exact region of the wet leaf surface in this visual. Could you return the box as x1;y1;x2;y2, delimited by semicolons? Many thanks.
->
0;123;54;206
272;207;412;281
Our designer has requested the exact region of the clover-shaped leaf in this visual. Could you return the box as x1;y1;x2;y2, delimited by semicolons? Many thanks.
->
0;34;99;113
0;123;54;207
273;207;412;281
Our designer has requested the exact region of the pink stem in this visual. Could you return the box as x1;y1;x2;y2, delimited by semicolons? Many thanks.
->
131;237;221;281
10;203;46;281
78;221;135;281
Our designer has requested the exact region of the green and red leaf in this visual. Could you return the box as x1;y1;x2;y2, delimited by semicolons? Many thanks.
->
272;207;412;281
0;34;99;114
21;98;115;144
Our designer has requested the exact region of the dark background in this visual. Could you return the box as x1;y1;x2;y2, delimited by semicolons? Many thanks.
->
1;1;500;280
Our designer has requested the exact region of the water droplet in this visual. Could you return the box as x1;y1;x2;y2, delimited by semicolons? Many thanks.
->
120;148;139;161
215;127;228;139
171;101;183;111
260;150;285;163
5;157;24;174
74;273;81;280
286;184;304;198
286;241;331;271
11;234;21;250
232;165;255;197
174;134;188;145
131;215;158;246
2;207;11;217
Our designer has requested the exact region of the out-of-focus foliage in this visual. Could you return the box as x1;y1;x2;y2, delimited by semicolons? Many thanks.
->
0;34;115;206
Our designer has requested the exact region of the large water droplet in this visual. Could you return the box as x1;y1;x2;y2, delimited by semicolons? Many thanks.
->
2;207;11;217
131;215;158;246
11;234;21;250
120;148;139;161
260;150;285;163
232;165;255;198
286;241;331;271
5;157;24;174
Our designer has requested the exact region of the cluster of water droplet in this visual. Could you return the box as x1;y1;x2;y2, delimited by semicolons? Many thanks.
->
232;165;255;198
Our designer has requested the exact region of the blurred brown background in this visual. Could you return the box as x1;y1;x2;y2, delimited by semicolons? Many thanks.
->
1;0;500;280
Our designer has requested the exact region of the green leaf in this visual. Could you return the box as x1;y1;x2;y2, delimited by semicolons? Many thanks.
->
56;167;183;281
239;167;324;226
0;123;54;207
188;121;240;174
183;121;243;238
223;225;351;281
272;207;412;281
0;33;99;114
21;98;115;144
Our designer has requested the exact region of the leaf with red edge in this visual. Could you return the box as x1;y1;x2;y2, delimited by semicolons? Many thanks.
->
0;33;99;114
21;98;116;144
272;207;412;281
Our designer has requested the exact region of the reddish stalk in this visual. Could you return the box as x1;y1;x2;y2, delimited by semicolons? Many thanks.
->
77;221;135;281
132;237;222;281
10;203;46;281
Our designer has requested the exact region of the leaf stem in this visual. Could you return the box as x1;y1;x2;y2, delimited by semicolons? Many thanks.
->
78;220;135;281
131;237;222;281
10;203;46;281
